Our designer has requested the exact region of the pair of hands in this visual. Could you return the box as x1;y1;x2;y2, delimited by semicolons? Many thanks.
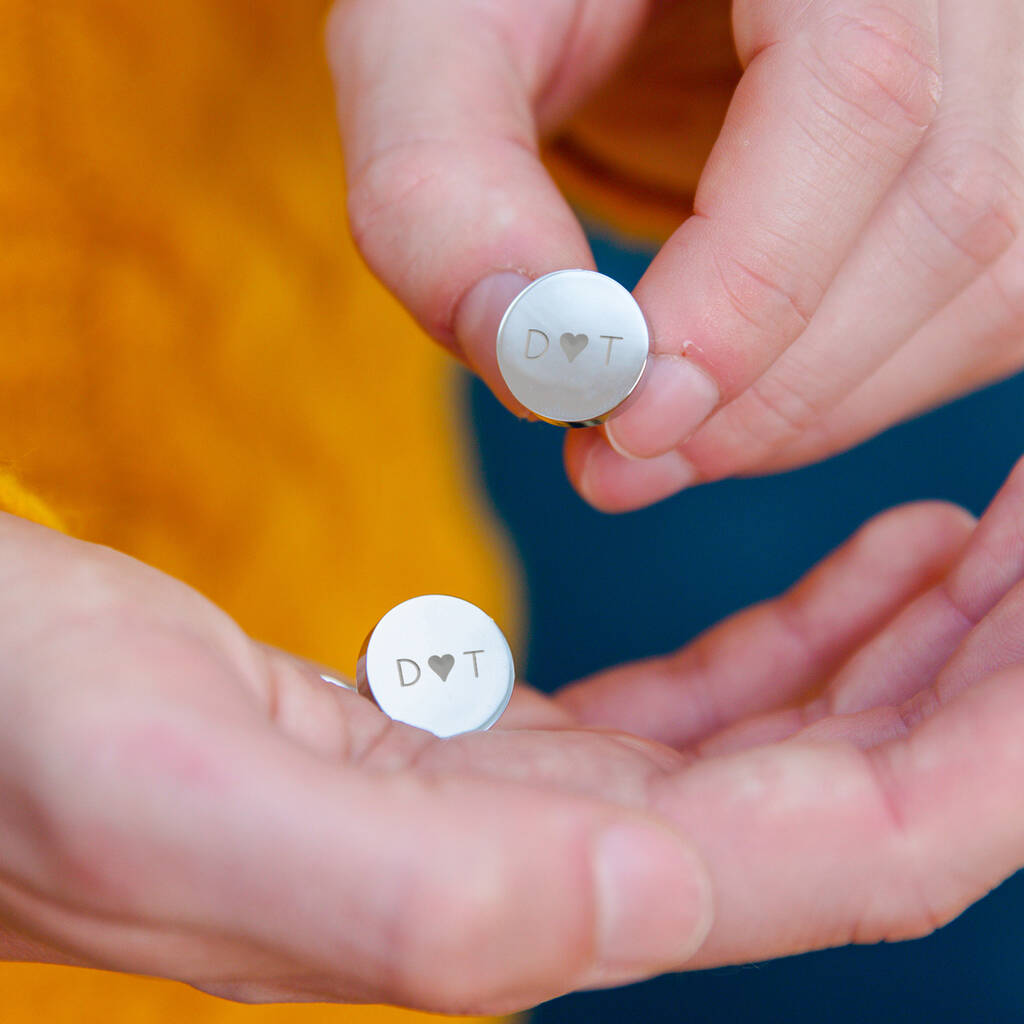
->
3;458;1024;1013
329;0;1024;511
4;0;1024;1015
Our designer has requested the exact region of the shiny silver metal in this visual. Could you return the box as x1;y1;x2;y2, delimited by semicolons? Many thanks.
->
356;595;515;738
496;269;650;426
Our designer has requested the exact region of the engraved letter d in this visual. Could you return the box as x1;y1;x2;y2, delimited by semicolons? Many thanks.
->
396;658;421;686
525;329;549;359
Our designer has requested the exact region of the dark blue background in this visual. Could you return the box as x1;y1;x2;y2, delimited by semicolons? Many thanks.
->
464;231;1024;1023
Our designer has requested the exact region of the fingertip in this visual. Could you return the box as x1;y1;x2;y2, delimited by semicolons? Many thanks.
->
563;427;597;483
841;500;977;587
891;500;977;547
604;353;720;460
568;431;699;512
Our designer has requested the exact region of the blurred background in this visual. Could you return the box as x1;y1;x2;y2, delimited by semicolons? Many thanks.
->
468;229;1024;1024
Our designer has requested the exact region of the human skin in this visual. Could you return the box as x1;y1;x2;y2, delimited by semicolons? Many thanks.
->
327;0;1024;511
2;456;1024;1013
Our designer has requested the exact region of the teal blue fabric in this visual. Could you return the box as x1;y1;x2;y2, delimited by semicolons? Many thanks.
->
466;231;1024;1023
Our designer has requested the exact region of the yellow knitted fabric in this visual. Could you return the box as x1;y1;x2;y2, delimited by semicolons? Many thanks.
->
0;2;516;1021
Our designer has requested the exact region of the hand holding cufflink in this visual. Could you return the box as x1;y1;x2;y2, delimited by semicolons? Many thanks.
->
332;0;1024;514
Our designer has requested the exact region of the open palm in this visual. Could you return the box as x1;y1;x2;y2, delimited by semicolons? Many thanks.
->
2;457;1024;1014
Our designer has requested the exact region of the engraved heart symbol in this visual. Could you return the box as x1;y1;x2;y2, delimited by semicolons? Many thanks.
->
560;332;589;362
428;653;455;681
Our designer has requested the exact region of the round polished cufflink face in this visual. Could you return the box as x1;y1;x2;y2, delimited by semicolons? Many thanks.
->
357;595;515;738
496;269;650;426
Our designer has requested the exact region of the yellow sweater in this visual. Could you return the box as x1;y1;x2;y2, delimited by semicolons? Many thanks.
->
0;2;515;1020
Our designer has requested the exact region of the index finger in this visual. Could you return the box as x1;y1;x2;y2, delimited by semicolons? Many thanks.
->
327;0;646;406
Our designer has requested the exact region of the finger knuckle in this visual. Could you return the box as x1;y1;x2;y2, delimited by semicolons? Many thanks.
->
711;247;815;344
813;7;941;134
879;847;977;942
345;133;548;337
681;366;824;480
384;851;508;1009
345;141;444;270
744;368;824;440
848;869;952;944
907;135;1024;267
853;748;951;944
864;888;952;943
382;813;589;1013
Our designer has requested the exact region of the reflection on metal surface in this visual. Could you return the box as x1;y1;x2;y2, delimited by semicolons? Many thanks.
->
497;270;649;426
356;594;515;738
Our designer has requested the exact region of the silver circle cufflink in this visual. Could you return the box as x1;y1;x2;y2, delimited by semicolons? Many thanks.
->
496;269;650;426
357;594;515;738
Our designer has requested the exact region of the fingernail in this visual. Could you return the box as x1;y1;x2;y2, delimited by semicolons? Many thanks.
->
591;822;712;979
579;437;698;512
454;272;533;415
605;354;719;460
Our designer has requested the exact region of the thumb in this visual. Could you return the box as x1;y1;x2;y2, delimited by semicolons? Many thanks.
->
217;728;712;1012
326;0;646;409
